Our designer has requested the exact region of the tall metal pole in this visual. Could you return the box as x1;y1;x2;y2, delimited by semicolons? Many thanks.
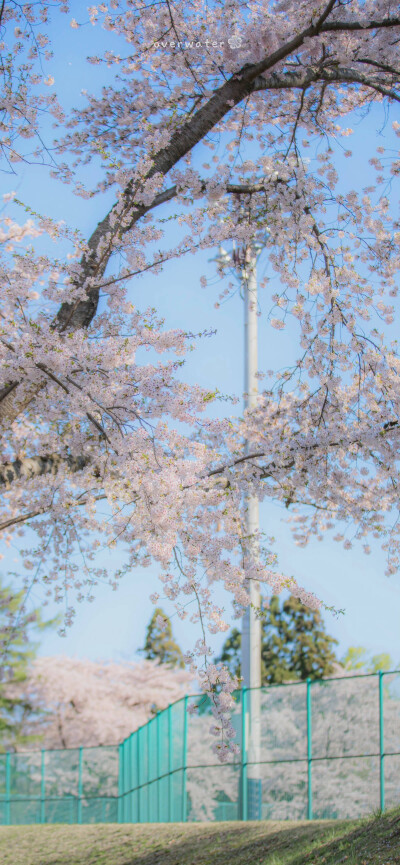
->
241;245;262;819
210;240;263;820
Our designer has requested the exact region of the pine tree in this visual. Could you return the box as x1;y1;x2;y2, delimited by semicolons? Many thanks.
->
140;607;184;668
216;595;339;685
0;577;59;751
261;595;339;683
217;628;242;680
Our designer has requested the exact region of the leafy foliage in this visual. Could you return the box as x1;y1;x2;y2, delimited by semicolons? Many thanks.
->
217;595;339;684
341;646;397;673
0;577;58;752
139;607;184;668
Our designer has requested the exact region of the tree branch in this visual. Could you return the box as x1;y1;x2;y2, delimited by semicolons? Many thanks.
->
0;454;92;488
321;16;400;33
0;489;107;534
252;65;400;102
1;414;399;531
1;3;399;428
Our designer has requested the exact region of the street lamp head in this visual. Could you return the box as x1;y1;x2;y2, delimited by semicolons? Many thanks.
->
209;246;232;268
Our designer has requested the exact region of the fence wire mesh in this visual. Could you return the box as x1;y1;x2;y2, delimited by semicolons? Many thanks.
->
1;671;399;824
0;745;119;825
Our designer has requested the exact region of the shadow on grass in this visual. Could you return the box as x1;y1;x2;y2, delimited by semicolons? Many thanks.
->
1;809;400;865
90;812;400;865
40;820;349;865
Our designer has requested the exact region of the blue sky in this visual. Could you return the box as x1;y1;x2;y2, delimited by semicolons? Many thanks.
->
2;5;400;669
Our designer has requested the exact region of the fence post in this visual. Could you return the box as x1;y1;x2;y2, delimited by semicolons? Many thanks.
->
156;712;161;822
147;721;151;821
130;736;135;823
128;736;132;823
241;688;248;821
77;747;83;824
136;732;141;823
306;679;313;820
41;750;45;824
117;743;123;824
124;738;130;823
5;752;10;826
168;704;173;822
123;740;128;823
182;696;188;822
379;671;385;813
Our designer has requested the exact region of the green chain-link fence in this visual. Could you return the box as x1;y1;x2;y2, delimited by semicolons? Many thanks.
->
1;671;400;824
0;745;119;825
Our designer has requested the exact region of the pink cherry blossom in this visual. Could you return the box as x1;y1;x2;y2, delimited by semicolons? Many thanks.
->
0;0;399;756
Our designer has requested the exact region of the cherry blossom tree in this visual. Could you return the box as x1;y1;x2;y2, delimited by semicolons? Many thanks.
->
0;0;399;757
6;655;193;749
0;1;67;165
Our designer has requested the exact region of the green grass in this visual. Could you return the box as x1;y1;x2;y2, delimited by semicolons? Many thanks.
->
0;807;399;865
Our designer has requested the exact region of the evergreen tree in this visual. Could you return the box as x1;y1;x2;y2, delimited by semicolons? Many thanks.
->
0;577;58;752
217;595;339;685
217;628;242;680
261;595;339;683
140;608;184;668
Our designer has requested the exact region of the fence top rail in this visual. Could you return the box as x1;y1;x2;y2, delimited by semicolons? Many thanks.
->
0;743;120;757
241;669;400;689
4;669;400;757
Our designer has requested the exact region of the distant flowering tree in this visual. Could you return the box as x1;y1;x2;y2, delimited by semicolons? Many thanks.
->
7;656;193;749
0;1;399;757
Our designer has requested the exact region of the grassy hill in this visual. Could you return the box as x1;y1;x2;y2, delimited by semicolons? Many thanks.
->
0;807;399;865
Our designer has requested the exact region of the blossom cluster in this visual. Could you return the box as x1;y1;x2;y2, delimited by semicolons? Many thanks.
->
0;0;400;757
